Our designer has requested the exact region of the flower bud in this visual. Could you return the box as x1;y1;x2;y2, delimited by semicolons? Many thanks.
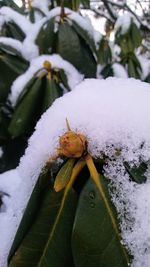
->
58;131;87;158
43;60;52;72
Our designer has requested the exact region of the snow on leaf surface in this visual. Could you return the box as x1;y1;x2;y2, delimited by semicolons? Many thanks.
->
0;37;23;54
115;13;132;34
0;7;31;34
9;54;83;106
0;78;150;267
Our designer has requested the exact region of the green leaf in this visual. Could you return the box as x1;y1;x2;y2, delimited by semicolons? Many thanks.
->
101;64;114;78
128;58;140;79
71;20;96;54
97;38;112;65
1;22;25;41
57;22;83;71
9;168;77;267
42;78;63;112
44;18;57;54
72;175;129;267
1;54;28;74
0;60;17;103
15;76;38;107
59;69;71;91
80;0;90;8
54;158;75;192
8;77;43;137
8;170;45;260
29;7;35;23
57;21;96;78
124;162;147;184
0;43;22;58
130;22;142;49
72;0;80;10
36;18;57;54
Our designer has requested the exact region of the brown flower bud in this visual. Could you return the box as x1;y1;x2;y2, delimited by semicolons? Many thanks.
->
58;131;87;158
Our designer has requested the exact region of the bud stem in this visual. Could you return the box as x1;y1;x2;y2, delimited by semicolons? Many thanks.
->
60;0;65;22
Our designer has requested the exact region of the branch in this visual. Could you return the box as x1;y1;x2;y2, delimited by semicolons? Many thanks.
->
91;6;114;23
125;3;150;32
101;0;117;21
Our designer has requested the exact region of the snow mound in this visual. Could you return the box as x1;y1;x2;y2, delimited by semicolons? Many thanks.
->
0;77;150;266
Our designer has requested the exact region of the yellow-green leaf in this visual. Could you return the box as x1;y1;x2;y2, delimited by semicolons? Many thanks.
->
54;158;75;192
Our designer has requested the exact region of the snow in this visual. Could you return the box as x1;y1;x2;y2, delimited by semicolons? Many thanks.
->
115;13;132;34
9;54;83;106
0;7;31;35
138;54;150;80
0;169;21;267
0;37;23;54
1;78;150;266
112;63;128;78
32;0;50;16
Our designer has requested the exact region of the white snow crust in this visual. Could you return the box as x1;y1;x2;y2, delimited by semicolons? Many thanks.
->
115;14;132;34
0;169;21;267
0;7;31;34
9;54;83;106
32;0;50;16
0;78;150;267
112;63;128;78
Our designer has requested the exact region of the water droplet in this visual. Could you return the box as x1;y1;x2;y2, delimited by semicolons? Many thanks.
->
90;202;95;208
89;191;95;199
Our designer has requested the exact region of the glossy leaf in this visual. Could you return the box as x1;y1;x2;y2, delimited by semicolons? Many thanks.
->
130;22;142;49
9;169;77;267
0;43;22;57
128;58;140;79
0;60;17;103
1;54;28;74
36;18;57;54
54;158;75;192
59;69;71;90
42;78;63;112
8;77;43;137
57;21;96;77
8;168;53;260
97;38;112;65
15;76;38;107
1;22;25;41
72;175;129;267
71;20;96;54
101;64;114;78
